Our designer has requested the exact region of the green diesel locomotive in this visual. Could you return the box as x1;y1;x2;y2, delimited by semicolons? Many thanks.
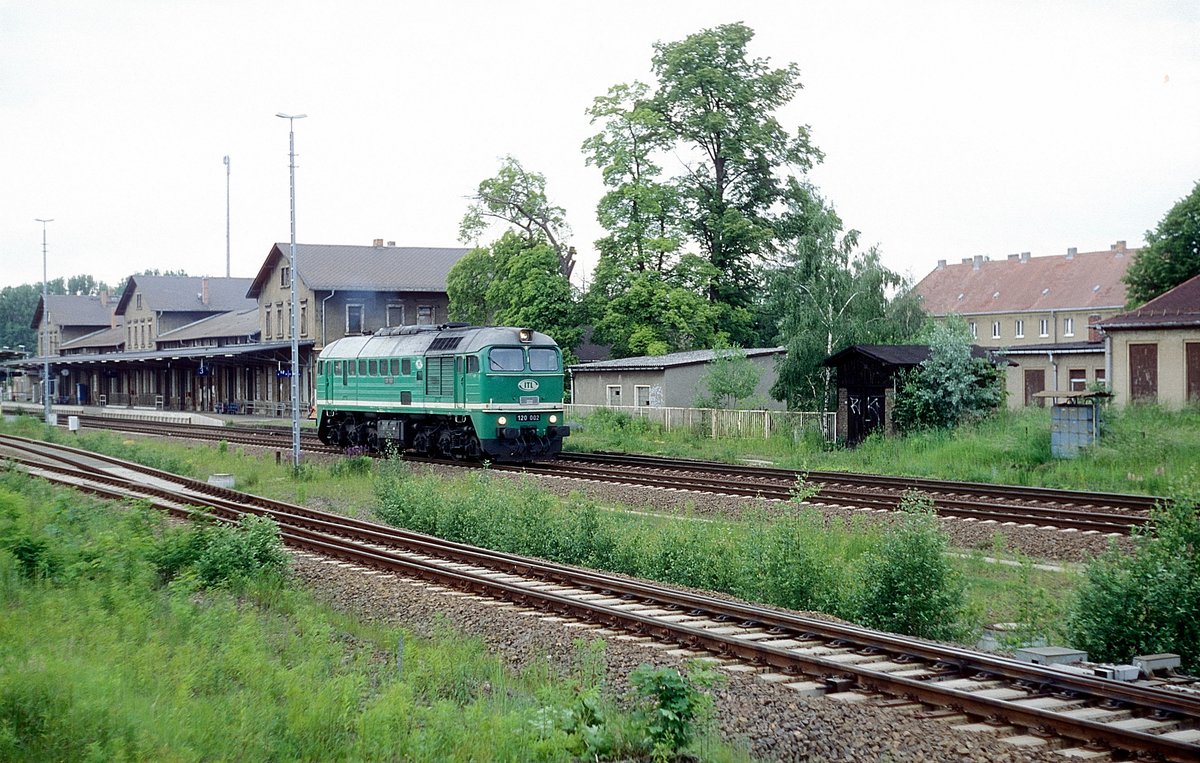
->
315;324;569;461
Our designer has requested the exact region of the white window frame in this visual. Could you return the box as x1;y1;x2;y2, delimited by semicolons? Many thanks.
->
606;384;622;406
969;321;977;338
280;266;290;288
634;385;651;407
1039;318;1049;337
1014;319;1024;338
299;299;308;337
264;307;272;339
991;321;1001;339
1063;317;1075;337
1068;368;1087;392
386;304;404;327
346;303;364;334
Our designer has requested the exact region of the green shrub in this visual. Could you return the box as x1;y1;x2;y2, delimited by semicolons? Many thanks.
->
629;664;718;760
849;491;965;640
1068;499;1200;671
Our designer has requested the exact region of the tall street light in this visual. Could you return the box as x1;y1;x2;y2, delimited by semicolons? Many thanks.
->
277;113;306;469
223;155;231;278
35;218;53;424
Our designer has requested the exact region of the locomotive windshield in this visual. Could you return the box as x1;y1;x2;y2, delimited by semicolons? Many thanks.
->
488;348;524;372
528;348;560;371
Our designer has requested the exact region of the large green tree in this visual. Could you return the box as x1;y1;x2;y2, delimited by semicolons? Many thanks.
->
459;155;576;279
1123;179;1200;305
648;22;823;345
768;184;925;409
891;318;1005;432
589;22;824;349
447;232;581;362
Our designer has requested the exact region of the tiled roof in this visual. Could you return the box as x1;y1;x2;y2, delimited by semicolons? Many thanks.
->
570;347;785;372
913;247;1133;316
31;294;114;329
247;243;470;297
114;276;256;315
996;340;1105;355
157;308;260;343
1097;272;1200;330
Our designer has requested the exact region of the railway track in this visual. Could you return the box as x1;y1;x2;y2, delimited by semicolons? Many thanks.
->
1;432;1197;761
34;413;1162;534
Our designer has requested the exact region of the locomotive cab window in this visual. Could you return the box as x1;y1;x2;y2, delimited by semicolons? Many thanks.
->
401;358;411;375
389;358;399;376
466;356;480;373
489;348;524;372
368;359;379;376
528;348;560;372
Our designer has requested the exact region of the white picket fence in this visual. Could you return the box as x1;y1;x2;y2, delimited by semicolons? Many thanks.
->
565;404;836;441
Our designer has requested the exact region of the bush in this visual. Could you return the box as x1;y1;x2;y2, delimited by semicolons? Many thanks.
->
849;491;965;640
629;664;717;760
151;514;289;589
1068;499;1200;671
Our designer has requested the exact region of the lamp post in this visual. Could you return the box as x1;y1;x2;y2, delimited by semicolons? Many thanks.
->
276;113;306;469
35;218;53;423
223;155;231;278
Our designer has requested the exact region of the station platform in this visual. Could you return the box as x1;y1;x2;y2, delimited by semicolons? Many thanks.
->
3;401;231;428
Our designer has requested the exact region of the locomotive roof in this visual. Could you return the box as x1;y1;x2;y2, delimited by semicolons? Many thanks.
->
318;325;558;360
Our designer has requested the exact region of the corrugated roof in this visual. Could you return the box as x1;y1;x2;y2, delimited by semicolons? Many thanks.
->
569;347;785;373
31;294;114;329
913;247;1132;316
114;276;256;315
1097;272;1200;330
59;324;125;351
996;340;1105;355
247;243;470;297
157;308;260;343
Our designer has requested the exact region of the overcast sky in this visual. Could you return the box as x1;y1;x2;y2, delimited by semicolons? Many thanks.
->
2;0;1197;293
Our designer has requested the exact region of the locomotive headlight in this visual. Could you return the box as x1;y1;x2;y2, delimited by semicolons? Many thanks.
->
497;416;508;426
518;328;532;343
549;415;558;424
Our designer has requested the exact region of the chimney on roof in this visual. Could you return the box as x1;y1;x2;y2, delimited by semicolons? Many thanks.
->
961;257;972;265
1112;240;1127;251
1020;251;1030;262
1007;253;1019;261
387;240;396;247
972;255;983;270
936;259;946;269
373;238;384;247
99;290;108;306
201;277;209;305
1066;247;1077;259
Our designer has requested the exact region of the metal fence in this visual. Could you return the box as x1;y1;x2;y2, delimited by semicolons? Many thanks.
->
565;404;836;441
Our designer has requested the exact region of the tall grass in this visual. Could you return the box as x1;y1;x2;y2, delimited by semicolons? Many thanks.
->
568;405;1200;495
0;466;749;762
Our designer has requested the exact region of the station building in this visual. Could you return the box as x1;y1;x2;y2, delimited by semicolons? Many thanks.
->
8;240;468;416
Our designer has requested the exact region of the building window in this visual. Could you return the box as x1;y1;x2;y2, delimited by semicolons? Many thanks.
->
276;302;284;337
1068;368;1087;392
1063;317;1075;337
991;321;1001;339
634;385;651;406
299;300;308;337
387;304;404;327
264;307;272;339
346;304;364;334
606;385;622;406
280;266;290;287
969;322;977;338
1039;318;1049;337
1095;368;1106;387
417;305;433;325
136;293;143;310
1014;319;1024;338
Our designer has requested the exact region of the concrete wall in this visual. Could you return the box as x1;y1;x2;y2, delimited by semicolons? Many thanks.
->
571;353;785;410
940;308;1120;349
1002;350;1107;409
1107;328;1200;408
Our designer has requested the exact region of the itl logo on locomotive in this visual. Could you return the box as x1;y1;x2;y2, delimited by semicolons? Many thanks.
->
517;379;540;392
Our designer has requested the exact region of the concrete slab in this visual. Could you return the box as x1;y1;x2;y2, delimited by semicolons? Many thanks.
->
782;681;826;697
1003;735;1049;747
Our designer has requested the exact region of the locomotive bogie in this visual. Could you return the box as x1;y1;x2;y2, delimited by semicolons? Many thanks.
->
314;325;568;461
